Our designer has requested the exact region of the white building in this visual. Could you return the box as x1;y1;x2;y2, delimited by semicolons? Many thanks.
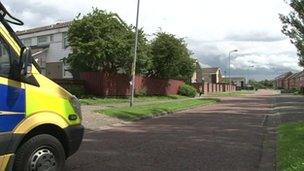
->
17;21;72;79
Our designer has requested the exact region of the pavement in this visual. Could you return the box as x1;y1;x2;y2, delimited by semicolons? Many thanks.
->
65;90;303;171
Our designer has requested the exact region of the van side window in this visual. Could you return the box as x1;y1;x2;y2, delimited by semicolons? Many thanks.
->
0;38;18;78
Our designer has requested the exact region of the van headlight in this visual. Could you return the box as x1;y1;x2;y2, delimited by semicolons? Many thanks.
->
70;96;82;120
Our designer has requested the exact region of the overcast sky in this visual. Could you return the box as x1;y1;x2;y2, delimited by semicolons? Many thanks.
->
2;0;302;80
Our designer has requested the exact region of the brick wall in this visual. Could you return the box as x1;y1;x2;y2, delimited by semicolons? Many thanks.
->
80;72;184;96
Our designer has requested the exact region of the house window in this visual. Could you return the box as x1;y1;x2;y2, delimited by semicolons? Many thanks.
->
62;32;69;49
22;38;32;47
37;36;48;45
50;34;54;42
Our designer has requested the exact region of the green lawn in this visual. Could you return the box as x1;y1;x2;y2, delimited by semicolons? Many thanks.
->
207;90;255;97
80;95;186;105
98;98;220;121
277;122;304;171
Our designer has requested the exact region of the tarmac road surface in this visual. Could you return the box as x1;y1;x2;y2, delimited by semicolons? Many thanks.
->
66;90;285;171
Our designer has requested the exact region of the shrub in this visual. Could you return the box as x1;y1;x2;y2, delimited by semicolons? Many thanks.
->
62;84;86;98
178;84;197;97
135;88;148;96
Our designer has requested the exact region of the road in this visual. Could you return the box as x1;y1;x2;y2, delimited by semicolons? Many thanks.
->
66;90;302;171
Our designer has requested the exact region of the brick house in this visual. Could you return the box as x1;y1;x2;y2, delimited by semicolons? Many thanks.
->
285;73;298;90
295;71;304;88
202;67;222;84
274;72;293;89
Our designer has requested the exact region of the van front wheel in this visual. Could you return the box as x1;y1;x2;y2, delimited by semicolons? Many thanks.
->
14;134;66;171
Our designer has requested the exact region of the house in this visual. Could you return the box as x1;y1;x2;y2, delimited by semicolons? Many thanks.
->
295;71;304;88
284;73;298;90
274;72;293;89
202;67;222;84
191;60;204;84
16;21;72;79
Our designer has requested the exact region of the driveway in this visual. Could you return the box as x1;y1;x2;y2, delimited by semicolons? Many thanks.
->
66;90;278;171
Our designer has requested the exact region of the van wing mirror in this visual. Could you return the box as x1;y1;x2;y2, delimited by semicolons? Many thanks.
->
20;47;32;77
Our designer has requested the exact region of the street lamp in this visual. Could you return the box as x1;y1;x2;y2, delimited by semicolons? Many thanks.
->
130;0;141;107
247;65;254;84
228;49;238;85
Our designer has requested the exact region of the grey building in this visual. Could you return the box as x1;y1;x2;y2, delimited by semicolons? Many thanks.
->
17;21;72;79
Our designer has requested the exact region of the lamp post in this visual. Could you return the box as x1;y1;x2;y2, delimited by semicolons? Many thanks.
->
247;65;254;84
130;0;141;107
228;49;238;85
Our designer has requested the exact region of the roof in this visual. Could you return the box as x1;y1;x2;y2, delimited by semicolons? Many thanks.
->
296;70;304;78
202;67;220;74
286;73;299;80
16;21;72;36
275;72;293;80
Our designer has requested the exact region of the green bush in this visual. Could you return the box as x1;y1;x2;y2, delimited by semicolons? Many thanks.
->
135;88;148;96
178;84;197;97
62;84;86;98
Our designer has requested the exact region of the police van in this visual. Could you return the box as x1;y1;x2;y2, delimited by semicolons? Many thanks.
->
0;3;84;171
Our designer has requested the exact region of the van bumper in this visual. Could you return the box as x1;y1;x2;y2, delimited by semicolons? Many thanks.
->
64;124;84;157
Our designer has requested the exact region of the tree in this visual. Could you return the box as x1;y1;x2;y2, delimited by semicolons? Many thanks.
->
249;79;274;90
150;32;195;81
67;9;151;75
280;0;304;67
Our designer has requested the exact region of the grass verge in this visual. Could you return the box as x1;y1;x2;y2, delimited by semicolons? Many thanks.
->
277;122;304;171
98;98;220;121
80;95;186;105
207;90;255;97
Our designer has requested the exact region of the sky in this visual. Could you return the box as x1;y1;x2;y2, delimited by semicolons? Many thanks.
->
2;0;303;80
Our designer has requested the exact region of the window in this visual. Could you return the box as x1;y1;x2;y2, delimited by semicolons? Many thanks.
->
0;38;17;78
50;34;54;42
62;32;69;49
37;36;48;45
22;38;32;47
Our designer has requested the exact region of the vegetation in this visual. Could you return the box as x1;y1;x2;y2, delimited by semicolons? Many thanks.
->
80;95;187;105
150;32;195;81
248;79;274;89
98;98;219;121
207;90;255;97
278;122;304;170
62;84;86;98
67;9;196;82
67;9;151;75
178;84;197;97
280;0;304;67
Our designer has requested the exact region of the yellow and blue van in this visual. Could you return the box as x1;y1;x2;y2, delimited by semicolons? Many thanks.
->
0;3;84;171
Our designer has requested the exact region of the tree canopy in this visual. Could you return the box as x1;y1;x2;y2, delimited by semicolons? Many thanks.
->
249;79;274;89
280;0;304;67
150;32;195;81
67;9;151;75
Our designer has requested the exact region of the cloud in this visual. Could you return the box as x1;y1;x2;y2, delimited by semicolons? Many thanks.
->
188;38;301;80
225;31;286;42
1;0;302;80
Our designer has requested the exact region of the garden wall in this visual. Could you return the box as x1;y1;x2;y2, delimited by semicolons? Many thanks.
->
192;83;236;95
80;72;184;96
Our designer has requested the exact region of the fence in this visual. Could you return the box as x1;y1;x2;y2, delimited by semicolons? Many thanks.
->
80;72;185;96
192;82;236;95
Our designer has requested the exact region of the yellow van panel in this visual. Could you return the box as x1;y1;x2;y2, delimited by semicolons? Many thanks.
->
0;154;12;171
14;112;69;134
0;23;20;55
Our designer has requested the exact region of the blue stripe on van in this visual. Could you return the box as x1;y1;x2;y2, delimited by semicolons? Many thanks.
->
0;114;25;132
0;83;25;132
0;84;25;113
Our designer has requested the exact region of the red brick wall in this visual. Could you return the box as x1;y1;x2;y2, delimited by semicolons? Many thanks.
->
80;72;184;96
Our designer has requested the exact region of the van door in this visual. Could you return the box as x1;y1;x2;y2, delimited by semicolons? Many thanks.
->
0;36;25;133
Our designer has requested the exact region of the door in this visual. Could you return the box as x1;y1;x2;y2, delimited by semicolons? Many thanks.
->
0;36;25;133
211;74;217;83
